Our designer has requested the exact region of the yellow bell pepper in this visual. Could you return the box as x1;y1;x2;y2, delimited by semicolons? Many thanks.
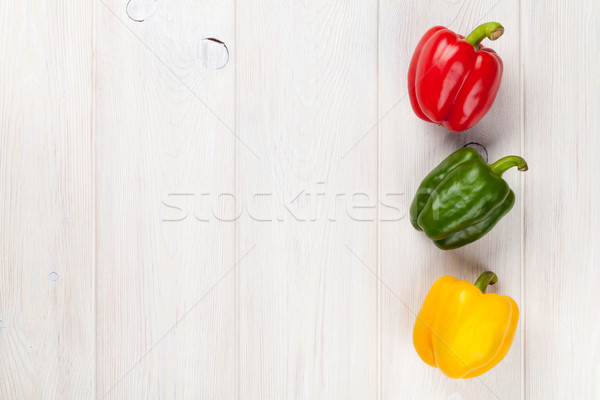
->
413;271;519;378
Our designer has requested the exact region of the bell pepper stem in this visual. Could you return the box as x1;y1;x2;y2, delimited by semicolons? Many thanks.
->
490;155;529;176
474;271;498;293
463;22;504;48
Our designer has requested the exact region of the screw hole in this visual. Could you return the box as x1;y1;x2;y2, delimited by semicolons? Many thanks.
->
198;38;229;70
126;0;157;22
49;272;59;282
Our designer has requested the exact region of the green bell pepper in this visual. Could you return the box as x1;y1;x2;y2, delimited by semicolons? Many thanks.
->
410;147;528;250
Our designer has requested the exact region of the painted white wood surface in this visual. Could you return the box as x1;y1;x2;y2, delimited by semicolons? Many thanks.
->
0;1;95;398
0;0;598;399
236;2;378;399
95;0;236;398
522;0;600;398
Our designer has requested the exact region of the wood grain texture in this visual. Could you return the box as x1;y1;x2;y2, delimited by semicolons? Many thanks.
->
95;0;236;398
1;0;599;398
0;0;94;398
236;1;379;398
379;1;523;398
522;0;600;397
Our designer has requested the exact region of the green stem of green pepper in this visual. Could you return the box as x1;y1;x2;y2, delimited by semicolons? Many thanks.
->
474;271;498;293
463;22;505;48
490;155;528;176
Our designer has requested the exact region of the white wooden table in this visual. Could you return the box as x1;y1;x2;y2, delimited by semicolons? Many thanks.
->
1;0;598;398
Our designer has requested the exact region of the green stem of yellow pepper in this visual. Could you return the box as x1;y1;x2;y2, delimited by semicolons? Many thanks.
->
474;271;498;293
490;155;529;176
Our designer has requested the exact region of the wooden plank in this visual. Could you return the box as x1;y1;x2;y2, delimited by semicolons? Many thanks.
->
95;0;236;398
236;1;379;398
0;0;95;398
522;0;600;397
379;0;523;398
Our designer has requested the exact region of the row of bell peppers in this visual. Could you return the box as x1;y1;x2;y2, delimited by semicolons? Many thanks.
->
407;22;525;379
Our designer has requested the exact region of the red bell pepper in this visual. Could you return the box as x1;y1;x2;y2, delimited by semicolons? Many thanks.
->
408;22;504;132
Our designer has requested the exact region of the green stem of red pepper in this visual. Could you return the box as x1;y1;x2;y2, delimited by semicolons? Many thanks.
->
490;155;529;176
463;22;505;48
474;271;498;293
